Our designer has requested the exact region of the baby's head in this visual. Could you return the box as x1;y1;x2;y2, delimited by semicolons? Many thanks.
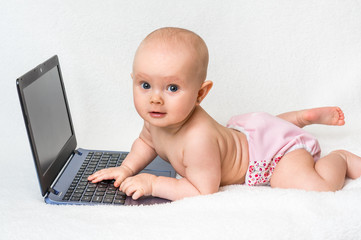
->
132;27;213;128
133;27;209;84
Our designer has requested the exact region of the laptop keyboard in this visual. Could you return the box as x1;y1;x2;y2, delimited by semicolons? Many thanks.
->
62;151;128;205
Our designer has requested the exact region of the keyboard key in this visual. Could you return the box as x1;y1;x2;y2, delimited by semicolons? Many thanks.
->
113;199;125;205
81;196;92;202
63;192;72;200
72;193;82;198
88;183;97;188
71;196;81;201
99;182;108;187
118;191;126;196
78;182;87;186
92;196;103;203
86;188;96;193
95;191;105;196
115;195;126;200
74;189;85;194
103;197;114;203
106;190;116;195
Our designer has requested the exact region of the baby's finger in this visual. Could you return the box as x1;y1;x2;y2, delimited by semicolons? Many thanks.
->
114;175;126;188
88;169;107;181
120;180;136;196
89;170;114;183
132;189;145;200
87;172;99;181
88;173;102;182
89;175;104;183
119;179;129;192
123;186;136;197
119;176;131;188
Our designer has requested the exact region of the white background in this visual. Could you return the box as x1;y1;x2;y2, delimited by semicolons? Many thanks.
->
2;0;361;152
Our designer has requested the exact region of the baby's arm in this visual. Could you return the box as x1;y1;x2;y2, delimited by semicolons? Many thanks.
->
120;132;222;200
88;124;157;187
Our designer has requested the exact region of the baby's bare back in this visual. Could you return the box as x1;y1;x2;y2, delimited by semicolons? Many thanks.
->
148;106;249;186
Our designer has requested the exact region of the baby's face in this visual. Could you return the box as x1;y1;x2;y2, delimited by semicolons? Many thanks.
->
132;41;202;128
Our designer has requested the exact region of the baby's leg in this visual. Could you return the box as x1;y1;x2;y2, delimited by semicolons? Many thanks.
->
270;149;361;191
277;107;345;128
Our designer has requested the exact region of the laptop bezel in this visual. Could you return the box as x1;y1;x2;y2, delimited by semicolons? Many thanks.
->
16;55;77;196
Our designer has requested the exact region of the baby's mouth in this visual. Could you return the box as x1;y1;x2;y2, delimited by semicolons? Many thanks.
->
149;111;166;118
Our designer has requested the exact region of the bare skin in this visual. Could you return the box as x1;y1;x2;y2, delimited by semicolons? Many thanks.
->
277;107;345;128
88;28;361;201
273;107;361;191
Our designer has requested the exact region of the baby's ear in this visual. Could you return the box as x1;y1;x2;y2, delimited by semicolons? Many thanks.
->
196;80;213;105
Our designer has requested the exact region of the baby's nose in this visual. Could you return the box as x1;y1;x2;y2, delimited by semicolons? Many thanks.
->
150;94;164;104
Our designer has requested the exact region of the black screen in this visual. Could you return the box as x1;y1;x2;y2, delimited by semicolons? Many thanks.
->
23;66;73;175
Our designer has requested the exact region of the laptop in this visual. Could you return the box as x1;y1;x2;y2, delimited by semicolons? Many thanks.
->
16;55;176;206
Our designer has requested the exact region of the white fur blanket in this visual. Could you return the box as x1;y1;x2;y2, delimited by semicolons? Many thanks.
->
1;147;361;240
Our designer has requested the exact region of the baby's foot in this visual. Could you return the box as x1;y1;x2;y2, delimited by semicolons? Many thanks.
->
300;107;345;126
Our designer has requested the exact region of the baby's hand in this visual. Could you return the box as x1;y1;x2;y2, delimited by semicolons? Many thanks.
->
120;173;157;200
88;165;134;188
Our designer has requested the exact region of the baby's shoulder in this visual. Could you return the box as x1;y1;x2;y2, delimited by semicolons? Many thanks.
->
183;114;221;144
185;122;215;140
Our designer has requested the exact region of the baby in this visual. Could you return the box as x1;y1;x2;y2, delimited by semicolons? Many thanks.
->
89;27;361;201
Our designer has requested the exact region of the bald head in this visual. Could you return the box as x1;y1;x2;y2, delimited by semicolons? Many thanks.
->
134;27;209;83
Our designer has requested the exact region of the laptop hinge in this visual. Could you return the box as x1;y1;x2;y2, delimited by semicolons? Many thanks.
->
48;187;60;196
74;149;82;156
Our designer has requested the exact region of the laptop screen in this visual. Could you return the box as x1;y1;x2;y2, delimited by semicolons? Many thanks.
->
17;55;77;196
23;66;73;174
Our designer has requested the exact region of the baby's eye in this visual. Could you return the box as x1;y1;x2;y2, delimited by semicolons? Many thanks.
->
141;82;151;89
167;84;178;92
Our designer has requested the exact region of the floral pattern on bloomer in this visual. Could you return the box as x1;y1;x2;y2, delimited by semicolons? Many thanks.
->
247;155;283;186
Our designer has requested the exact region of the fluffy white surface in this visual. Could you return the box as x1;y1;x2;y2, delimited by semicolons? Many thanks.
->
1;0;361;239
